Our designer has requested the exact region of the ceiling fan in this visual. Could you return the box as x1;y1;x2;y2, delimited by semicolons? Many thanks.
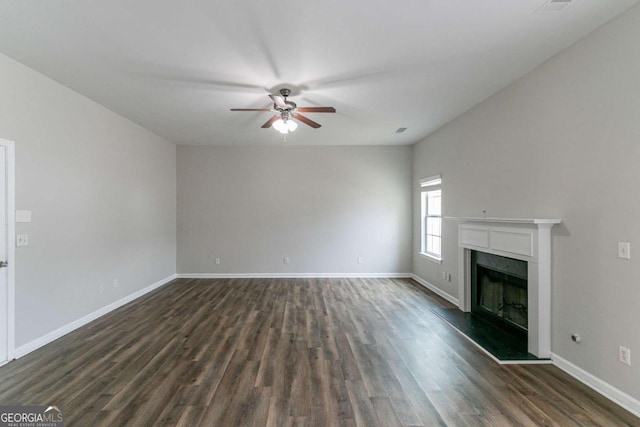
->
230;88;336;134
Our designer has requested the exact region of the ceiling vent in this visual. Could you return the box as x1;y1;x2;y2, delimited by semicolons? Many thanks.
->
538;0;572;13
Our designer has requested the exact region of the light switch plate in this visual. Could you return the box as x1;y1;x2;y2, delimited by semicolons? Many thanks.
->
618;242;631;259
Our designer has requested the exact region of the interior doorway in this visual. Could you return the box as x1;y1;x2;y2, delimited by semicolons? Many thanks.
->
0;138;15;366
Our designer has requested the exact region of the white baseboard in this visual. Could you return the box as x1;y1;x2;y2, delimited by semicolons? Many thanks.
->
177;273;412;279
410;274;459;306
551;353;640;418
13;274;177;359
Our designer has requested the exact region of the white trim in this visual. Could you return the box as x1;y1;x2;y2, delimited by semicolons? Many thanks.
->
0;139;15;363
410;274;459;306
13;274;177;359
419;174;442;187
552;353;640;418
419;252;442;264
177;273;412;279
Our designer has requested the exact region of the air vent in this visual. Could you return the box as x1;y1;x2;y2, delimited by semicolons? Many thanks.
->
539;0;572;13
395;127;407;134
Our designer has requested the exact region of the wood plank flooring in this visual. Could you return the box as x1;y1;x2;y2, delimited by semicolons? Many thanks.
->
0;278;638;426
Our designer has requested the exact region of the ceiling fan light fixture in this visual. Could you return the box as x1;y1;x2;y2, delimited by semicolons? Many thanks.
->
272;118;287;133
272;117;297;134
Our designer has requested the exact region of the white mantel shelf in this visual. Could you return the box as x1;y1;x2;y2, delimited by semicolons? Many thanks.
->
446;217;562;225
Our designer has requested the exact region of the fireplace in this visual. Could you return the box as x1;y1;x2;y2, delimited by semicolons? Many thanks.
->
471;251;528;336
451;217;561;358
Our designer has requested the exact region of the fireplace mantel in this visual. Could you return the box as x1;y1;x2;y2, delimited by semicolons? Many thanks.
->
446;217;561;225
450;217;561;358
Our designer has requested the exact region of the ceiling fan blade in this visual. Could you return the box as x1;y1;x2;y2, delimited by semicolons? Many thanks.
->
261;114;281;128
230;108;271;111
269;94;288;109
296;107;336;113
293;114;321;128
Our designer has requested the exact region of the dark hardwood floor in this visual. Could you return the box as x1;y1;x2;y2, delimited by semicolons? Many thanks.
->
0;278;638;426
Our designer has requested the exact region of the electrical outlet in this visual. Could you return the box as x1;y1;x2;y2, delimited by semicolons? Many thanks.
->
357;257;363;264
99;285;104;294
619;346;631;366
283;256;290;264
442;272;447;280
113;279;118;288
16;234;29;247
215;257;221;265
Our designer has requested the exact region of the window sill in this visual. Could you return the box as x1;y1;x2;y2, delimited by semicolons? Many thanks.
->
419;252;442;264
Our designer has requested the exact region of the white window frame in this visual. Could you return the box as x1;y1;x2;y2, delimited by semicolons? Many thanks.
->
419;175;442;263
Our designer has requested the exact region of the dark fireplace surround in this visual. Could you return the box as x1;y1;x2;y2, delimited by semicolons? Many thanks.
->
471;250;528;339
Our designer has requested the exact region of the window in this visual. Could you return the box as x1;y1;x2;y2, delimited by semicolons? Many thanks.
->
420;175;442;261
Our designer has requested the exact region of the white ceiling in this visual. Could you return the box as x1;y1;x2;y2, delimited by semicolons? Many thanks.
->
0;0;637;146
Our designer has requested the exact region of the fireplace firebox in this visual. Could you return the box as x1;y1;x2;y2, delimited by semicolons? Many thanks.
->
471;251;528;337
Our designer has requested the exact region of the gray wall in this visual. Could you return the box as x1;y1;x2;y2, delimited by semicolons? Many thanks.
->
178;146;412;275
413;4;640;400
0;53;177;348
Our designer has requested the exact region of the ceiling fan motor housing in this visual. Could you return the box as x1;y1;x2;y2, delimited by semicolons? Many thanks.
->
275;88;296;111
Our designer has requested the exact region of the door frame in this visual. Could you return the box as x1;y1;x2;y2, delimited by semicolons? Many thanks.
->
0;138;15;364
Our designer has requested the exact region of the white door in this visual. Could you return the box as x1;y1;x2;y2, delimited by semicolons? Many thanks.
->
0;139;13;365
0;145;7;363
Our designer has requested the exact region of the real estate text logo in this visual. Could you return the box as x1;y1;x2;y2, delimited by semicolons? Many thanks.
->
0;405;64;427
